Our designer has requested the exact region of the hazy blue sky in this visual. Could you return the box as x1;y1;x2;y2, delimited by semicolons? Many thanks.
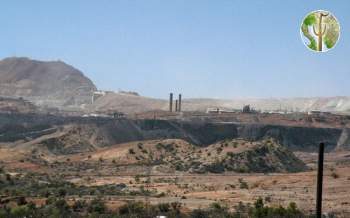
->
1;1;349;99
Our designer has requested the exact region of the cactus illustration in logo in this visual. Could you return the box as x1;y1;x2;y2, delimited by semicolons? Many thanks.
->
301;10;340;52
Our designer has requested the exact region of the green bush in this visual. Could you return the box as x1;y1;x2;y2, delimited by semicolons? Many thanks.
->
10;205;31;217
72;200;87;212
0;198;309;218
88;198;106;214
119;201;147;215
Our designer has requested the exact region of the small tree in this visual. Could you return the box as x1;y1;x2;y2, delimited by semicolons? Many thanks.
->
88;198;106;214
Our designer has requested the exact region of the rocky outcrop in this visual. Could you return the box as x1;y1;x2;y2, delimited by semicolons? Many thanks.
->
0;57;96;108
0;97;38;113
194;139;308;173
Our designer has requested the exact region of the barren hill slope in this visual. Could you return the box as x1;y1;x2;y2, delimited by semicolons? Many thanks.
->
89;92;168;113
0;97;38;113
0;57;96;108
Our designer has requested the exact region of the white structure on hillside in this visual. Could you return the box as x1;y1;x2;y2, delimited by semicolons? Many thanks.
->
91;91;106;103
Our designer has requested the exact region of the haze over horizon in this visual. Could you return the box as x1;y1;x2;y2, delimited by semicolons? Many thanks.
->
1;1;350;99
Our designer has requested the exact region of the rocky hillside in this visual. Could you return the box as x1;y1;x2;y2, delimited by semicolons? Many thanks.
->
60;138;308;173
88;92;168;113
194;138;308;173
0;97;38;113
0;57;96;108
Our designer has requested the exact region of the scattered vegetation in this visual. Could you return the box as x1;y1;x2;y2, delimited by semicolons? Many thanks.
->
0;171;145;199
239;178;249;189
128;148;135;155
331;172;339;179
0;197;312;218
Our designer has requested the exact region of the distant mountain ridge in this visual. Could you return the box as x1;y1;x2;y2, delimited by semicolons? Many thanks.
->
88;93;350;114
1;57;350;113
0;57;96;108
180;96;350;113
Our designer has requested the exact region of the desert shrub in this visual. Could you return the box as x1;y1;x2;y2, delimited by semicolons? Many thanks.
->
0;209;7;218
205;161;225;173
248;198;305;218
156;143;163;150
135;175;141;183
239;178;249;189
157;203;170;212
207;202;232;217
237;166;249;173
5;173;12;182
174;162;185;171
57;188;67;197
72;200;87;212
54;198;71;212
45;196;57;205
227;152;235;158
16;196;27;206
88;198;106;214
233;142;238;148
190;209;209;218
0;199;310;218
156;192;166;198
119;201;147;215
155;143;175;152
264;196;272;202
128;148;135;154
10;205;31;217
331;172;339;179
230;199;308;218
40;198;72;217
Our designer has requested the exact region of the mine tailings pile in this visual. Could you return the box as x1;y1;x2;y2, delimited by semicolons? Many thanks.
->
0;113;347;153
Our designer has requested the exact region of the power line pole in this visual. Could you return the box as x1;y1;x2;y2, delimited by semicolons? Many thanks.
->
316;142;324;218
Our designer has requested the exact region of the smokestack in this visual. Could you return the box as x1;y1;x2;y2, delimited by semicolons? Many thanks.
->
175;100;178;112
178;94;182;112
169;93;173;112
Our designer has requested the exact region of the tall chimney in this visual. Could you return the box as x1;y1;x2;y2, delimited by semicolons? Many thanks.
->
175;100;178;112
169;93;173;112
178;94;182;112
